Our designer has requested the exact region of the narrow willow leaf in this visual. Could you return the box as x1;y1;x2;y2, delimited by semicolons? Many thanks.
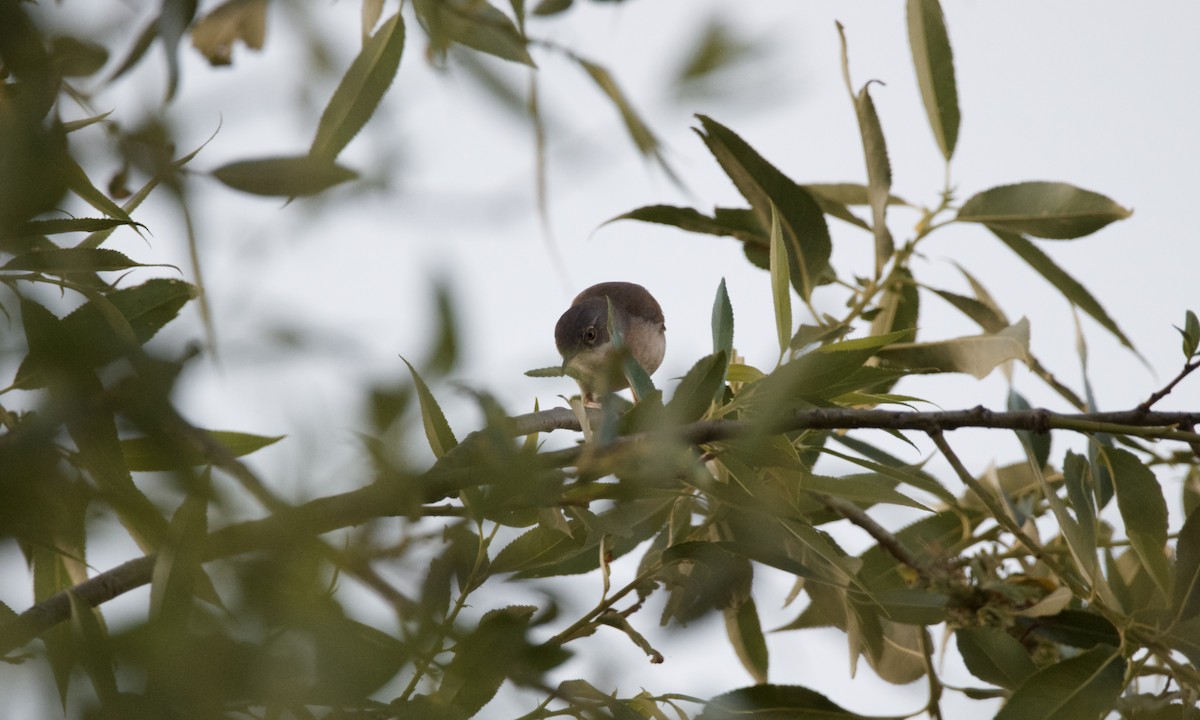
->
310;13;405;161
212;155;358;196
1173;506;1200;621
876;317;1029;379
820;441;956;505
768;202;792;357
122;431;284;472
995;646;1124;720
65;157;136;225
957;182;1131;239
608;204;762;244
956;627;1036;690
712;277;734;359
2;248;157;274
524;365;568;378
854;83;894;272
52;36;110;77
578;58;662;161
415;0;534;65
666;351;726;424
695;115;832;300
931;287;1007;333
62;110;114;134
190;0;268;66
1103;447;1170;594
991;228;1135;351
725;599;769;684
804;183;908;207
149;493;209;623
18;217;137;236
157;0;199;100
704;684;887;719
401;357;458;458
603;296;656;401
907;0;960;159
68;592;118;705
1021;610;1119;650
1062;451;1099;581
797;471;931;512
1008;390;1050;469
874;589;947;625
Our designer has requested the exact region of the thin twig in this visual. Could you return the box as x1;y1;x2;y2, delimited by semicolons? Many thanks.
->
1139;361;1200;412
817;493;932;582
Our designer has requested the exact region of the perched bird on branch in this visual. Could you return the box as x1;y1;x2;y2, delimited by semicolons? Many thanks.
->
555;282;666;406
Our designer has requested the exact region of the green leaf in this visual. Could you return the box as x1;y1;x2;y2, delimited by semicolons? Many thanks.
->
695;115;832;301
712;277;734;360
2;248;157;274
68;592;118;705
157;0;199;100
1019;610;1119;650
18;217;138;236
666;352;726;424
874;588;947;625
797;472;931;512
149;493;208;624
906;0;960;160
957;182;1131;239
310;13;405;161
64;156;137;226
803;183;908;207
122;431;284;471
995;645;1124;720
1173;505;1200;621
401;357;457;458
1008;390;1050;469
931;287;1007;333
702;684;892;719
956;627;1036;690
725;598;769;684
52;36;110;77
14;278;196;389
578;58;664;165
1062;451;1099;578
211;155;358;196
609;204;762;244
1103;447;1170;594
415;0;534;65
605;296;656;402
851;86;893;271
876;317;1029;379
768;202;792;357
991;228;1136;351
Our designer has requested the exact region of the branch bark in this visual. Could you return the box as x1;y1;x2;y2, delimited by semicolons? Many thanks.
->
3;404;1197;656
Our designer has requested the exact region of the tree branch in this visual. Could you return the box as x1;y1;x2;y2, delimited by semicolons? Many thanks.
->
4;404;1197;656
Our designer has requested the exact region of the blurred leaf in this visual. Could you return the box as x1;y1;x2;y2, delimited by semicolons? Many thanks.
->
158;0;200;99
701;684;889;719
1062;450;1099;576
362;0;385;37
957;182;1131;239
995;645;1124;720
415;0;534;65
211;155;358;196
799;472;930;512
1173;505;1200;621
310;13;405;161
804;183;908;207
122;431;284;471
51;36;109;77
712;277;734;360
33;545;79;705
149;493;208;626
604;296;656;401
579;58;667;168
991;228;1135;351
768;202;792;356
869;267;919;341
906;0;959;160
62;110;114;134
401;357;458;458
956;627;1035;690
877;317;1029;379
695;115;832;300
1103;447;1170;594
14;278;196;389
65;156;137;226
532;0;572;15
68;592;117;706
660;541;753;623
191;0;267;66
724;598;769;684
666;351;726;424
106;19;159;85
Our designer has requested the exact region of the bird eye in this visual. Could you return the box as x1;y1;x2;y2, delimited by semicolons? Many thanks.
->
583;326;597;343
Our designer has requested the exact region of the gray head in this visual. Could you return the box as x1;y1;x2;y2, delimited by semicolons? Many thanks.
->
554;282;666;403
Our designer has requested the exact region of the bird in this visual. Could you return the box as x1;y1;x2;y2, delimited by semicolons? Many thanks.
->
554;282;666;406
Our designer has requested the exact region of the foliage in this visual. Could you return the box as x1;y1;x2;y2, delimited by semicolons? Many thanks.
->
1;1;1198;718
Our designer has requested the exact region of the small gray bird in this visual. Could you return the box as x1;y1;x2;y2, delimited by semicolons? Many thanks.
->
554;282;666;405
